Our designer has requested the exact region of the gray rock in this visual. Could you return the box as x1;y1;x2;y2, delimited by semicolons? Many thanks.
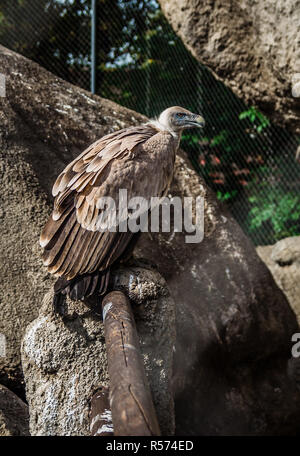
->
158;0;300;134
21;266;175;436
257;236;300;323
0;384;29;436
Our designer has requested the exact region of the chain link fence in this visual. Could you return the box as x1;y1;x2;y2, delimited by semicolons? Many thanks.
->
1;0;299;245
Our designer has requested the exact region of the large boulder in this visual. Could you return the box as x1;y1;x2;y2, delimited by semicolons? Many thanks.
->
158;0;300;134
257;236;300;323
0;46;300;435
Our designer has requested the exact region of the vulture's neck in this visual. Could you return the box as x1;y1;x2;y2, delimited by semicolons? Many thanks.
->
147;119;181;140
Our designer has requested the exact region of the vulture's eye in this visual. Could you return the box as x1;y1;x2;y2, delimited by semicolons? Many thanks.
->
176;113;186;119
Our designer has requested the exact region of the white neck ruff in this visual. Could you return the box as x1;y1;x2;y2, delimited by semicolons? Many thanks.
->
146;119;178;138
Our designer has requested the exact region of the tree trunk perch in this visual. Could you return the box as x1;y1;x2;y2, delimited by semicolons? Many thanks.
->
101;291;161;436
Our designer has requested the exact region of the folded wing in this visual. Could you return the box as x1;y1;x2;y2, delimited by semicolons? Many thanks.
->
40;124;175;280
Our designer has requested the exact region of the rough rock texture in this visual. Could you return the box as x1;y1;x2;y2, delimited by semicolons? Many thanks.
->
21;266;175;436
0;384;29;436
257;237;300;323
158;0;300;134
1;46;300;435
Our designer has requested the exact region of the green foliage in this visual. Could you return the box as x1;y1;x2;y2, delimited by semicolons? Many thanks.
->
239;106;270;133
217;190;238;202
248;190;300;240
211;130;228;146
244;152;300;244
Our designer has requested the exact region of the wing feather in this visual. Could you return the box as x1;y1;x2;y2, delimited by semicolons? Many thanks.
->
62;230;95;277
40;202;73;248
42;212;77;267
48;223;81;275
64;230;97;277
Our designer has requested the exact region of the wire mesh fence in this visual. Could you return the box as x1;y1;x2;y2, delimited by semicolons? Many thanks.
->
1;0;299;245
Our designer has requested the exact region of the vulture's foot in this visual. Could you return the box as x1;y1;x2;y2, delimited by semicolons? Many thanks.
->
52;269;110;317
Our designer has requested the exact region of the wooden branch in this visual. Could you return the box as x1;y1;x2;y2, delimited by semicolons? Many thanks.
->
90;386;114;436
101;291;161;436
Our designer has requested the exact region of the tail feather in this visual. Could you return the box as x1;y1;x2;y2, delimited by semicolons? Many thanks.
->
53;269;110;312
53;290;67;316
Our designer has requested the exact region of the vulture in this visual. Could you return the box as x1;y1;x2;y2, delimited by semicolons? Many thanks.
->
40;106;205;310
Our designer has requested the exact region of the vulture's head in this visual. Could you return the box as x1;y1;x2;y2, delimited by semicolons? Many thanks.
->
157;106;205;133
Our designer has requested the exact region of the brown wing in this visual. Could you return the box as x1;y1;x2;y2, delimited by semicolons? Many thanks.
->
40;125;177;280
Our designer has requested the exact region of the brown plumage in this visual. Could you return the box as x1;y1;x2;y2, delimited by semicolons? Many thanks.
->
40;106;205;309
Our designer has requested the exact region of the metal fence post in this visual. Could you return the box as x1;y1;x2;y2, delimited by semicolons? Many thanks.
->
91;0;96;94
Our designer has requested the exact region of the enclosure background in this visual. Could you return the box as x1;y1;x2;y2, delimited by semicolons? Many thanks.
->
1;0;299;245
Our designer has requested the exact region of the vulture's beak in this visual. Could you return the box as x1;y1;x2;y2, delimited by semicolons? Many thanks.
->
187;113;205;128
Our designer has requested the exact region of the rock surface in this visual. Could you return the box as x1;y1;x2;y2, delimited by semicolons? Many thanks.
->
21;266;175;436
1;46;300;435
0;384;29;436
158;0;300;134
257;236;300;323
